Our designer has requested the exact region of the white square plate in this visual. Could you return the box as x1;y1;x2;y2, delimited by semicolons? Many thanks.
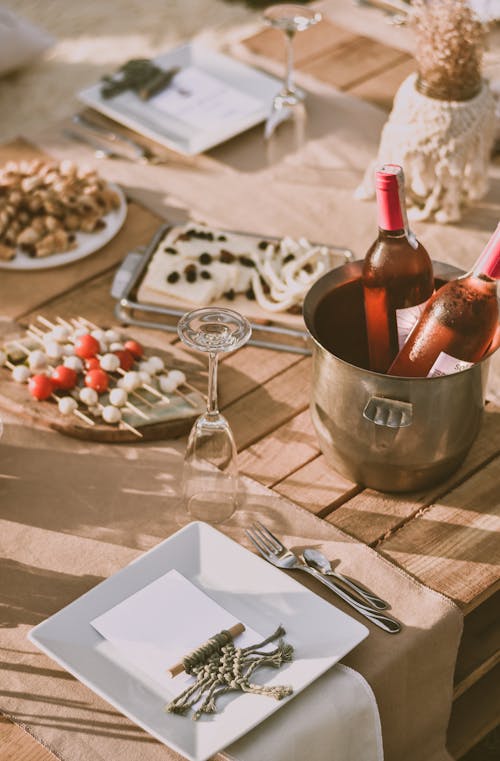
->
29;522;368;761
78;44;281;155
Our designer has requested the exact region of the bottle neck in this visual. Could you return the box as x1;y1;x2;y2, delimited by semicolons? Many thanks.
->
375;166;418;249
378;227;406;240
471;225;500;281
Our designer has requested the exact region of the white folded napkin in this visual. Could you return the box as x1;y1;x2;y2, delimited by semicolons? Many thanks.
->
224;663;383;761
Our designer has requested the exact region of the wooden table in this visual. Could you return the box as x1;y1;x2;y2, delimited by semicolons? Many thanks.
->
0;17;498;761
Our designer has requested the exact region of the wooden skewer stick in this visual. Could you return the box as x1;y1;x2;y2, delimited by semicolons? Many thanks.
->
166;623;246;678
119;418;143;438
49;393;96;427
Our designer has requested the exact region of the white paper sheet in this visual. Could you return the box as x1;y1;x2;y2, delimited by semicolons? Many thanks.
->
149;66;263;129
91;569;261;696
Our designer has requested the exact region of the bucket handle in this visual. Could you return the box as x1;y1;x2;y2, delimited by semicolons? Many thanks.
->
363;396;413;428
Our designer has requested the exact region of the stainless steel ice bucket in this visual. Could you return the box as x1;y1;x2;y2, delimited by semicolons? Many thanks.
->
303;260;494;492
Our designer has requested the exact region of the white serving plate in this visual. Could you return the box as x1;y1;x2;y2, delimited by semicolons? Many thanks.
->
29;521;368;761
78;43;281;155
0;183;127;271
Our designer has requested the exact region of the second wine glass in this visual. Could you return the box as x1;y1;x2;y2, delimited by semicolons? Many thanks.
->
177;307;251;524
263;3;321;163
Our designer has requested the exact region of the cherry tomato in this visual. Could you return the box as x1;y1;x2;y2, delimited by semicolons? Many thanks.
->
84;368;109;393
85;357;101;371
124;339;144;359
52;365;77;391
28;374;54;401
74;334;100;359
114;349;134;371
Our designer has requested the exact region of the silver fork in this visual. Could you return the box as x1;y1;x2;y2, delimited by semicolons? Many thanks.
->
72;114;167;165
246;522;401;634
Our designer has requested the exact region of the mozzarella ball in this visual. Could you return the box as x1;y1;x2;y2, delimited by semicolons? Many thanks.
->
51;325;71;343
100;353;121;372
79;387;98;406
102;405;121;424
167;369;186;387
45;340;64;360
146;356;165;374
28;350;48;370
64;355;84;373
0;350;7;366
12;365;31;383
109;387;128;407
58;396;78;415
73;327;88;338
139;370;153;386
62;343;75;356
158;374;177;394
122;371;142;391
105;329;121;343
91;329;107;345
110;342;124;352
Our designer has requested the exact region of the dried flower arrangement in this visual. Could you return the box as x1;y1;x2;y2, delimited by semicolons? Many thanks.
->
355;0;496;222
413;0;485;100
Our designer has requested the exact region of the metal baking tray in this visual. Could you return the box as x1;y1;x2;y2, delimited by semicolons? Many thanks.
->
110;223;353;354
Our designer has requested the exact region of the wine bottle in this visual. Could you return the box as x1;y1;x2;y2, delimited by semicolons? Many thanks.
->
388;224;500;378
362;165;434;373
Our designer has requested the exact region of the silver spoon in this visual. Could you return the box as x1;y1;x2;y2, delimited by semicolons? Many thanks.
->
303;548;389;611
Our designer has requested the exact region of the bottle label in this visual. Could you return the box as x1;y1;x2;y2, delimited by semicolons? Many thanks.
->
396;300;428;349
427;352;473;378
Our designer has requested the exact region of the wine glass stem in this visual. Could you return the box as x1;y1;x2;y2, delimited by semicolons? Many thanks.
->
284;30;295;95
207;351;219;415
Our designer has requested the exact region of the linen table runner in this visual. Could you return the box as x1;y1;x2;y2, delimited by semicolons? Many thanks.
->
0;417;461;761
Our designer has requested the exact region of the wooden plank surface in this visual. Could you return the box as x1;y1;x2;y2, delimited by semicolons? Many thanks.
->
377;457;500;612
241;19;357;68
447;665;500;759
454;592;500;698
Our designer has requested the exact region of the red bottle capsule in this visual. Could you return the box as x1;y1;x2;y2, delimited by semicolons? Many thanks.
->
84;368;109;393
52;365;78;391
114;349;134;371
124;339;144;359
75;334;100;359
28;374;54;401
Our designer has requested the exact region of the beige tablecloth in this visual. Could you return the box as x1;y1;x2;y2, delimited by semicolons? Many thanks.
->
0;417;460;761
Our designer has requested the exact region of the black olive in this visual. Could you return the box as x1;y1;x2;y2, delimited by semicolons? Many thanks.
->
199;252;212;265
239;255;255;268
167;271;180;283
200;270;212;280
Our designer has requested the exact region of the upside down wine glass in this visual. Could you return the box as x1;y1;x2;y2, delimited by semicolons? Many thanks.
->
177;307;252;523
263;4;321;163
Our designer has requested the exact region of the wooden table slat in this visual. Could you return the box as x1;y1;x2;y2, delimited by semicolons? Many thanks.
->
447;664;500;759
454;591;500;698
241;19;358;69
300;37;410;91
377;457;500;612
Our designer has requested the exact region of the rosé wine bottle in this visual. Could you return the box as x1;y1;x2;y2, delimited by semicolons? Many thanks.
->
362;165;434;374
388;224;500;378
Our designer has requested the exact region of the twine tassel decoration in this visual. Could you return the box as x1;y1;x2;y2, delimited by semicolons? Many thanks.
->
166;625;293;720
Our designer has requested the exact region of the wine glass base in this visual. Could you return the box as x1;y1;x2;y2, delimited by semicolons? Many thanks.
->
186;491;237;524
